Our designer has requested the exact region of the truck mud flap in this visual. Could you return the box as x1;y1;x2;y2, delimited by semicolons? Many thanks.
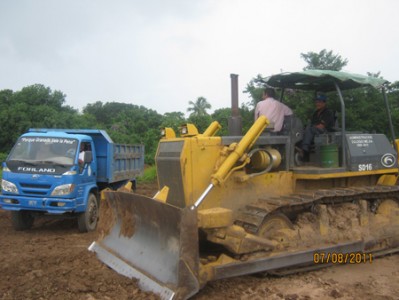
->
89;191;200;300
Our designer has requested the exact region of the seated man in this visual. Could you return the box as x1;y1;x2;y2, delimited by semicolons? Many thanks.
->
255;88;293;133
301;93;335;157
78;143;86;164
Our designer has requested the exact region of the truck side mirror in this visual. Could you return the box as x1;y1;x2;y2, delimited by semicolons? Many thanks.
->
84;151;93;163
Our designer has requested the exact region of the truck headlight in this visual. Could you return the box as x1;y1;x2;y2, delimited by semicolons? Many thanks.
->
51;184;75;196
62;170;77;175
1;180;18;194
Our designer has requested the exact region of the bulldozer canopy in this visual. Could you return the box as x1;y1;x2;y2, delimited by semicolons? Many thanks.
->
263;70;389;92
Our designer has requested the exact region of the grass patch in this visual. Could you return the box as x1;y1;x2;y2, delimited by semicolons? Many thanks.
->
137;165;157;183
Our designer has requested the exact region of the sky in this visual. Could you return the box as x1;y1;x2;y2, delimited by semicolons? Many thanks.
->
1;0;399;115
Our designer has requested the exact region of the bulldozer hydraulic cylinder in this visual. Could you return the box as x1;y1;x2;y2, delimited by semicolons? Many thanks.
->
193;116;269;210
192;183;214;210
211;116;269;186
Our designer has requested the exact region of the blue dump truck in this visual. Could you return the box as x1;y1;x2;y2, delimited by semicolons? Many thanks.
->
0;129;144;232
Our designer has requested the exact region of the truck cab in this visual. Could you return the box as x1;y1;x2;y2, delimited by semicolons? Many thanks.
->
0;129;144;232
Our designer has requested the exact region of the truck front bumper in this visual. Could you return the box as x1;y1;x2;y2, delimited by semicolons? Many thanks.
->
0;194;84;214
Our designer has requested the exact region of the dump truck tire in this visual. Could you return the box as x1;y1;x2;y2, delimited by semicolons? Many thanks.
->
78;193;99;232
11;211;34;231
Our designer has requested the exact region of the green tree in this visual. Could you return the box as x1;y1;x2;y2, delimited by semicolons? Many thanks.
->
339;72;394;136
83;102;136;127
12;84;66;107
161;112;186;133
243;74;265;108
244;50;349;115
209;103;255;136
239;103;256;133
187;97;211;116
211;108;231;136
387;81;399;137
83;101;162;164
281;50;349;123
0;84;86;153
300;49;348;71
186;97;212;133
187;114;212;133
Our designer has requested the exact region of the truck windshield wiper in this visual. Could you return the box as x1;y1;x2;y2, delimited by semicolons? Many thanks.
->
41;160;68;167
8;159;37;166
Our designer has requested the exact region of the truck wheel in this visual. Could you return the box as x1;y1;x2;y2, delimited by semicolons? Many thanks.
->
11;211;34;231
78;193;99;232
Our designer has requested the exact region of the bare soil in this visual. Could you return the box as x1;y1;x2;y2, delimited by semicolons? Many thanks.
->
1;182;398;300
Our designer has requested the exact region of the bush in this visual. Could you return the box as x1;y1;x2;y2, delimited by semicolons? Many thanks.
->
137;165;157;183
0;153;7;164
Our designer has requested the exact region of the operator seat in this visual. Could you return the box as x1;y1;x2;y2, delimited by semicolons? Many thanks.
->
281;115;303;144
281;115;303;168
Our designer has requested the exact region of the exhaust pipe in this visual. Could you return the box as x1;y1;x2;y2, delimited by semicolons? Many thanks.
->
228;74;242;135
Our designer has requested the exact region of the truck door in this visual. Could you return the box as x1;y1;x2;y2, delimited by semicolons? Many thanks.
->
77;141;97;193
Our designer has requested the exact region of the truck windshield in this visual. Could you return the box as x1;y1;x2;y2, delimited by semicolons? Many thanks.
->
8;136;78;166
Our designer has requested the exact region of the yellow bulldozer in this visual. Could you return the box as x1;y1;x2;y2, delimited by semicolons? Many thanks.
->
89;70;399;299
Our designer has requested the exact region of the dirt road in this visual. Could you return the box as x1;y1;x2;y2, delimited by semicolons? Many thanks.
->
0;183;398;300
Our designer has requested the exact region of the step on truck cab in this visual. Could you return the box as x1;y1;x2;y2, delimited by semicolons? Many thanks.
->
0;129;144;232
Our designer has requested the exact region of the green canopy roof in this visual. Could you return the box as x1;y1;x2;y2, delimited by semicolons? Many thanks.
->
263;70;389;92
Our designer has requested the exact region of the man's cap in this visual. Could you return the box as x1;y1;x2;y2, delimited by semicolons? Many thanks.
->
315;94;327;102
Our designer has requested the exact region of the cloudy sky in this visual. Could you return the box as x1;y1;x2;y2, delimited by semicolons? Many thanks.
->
1;0;398;115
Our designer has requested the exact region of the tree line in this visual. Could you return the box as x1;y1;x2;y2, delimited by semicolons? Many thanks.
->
1;49;399;164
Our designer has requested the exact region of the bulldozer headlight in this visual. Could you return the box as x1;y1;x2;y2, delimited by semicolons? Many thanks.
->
1;179;18;194
161;127;176;139
51;183;75;196
179;124;199;137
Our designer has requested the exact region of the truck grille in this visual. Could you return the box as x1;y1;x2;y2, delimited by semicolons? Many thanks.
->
20;183;52;196
20;183;52;189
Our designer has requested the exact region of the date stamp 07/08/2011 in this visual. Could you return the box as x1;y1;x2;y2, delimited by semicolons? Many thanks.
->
313;252;373;264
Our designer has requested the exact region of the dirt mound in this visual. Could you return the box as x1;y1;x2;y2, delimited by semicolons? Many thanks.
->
0;213;158;300
0;183;160;300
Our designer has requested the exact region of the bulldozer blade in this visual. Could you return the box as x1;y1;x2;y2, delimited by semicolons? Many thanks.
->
89;191;200;300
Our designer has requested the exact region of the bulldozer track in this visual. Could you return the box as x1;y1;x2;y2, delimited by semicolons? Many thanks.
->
235;185;399;234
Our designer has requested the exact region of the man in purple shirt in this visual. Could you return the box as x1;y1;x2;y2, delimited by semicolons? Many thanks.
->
255;88;293;132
